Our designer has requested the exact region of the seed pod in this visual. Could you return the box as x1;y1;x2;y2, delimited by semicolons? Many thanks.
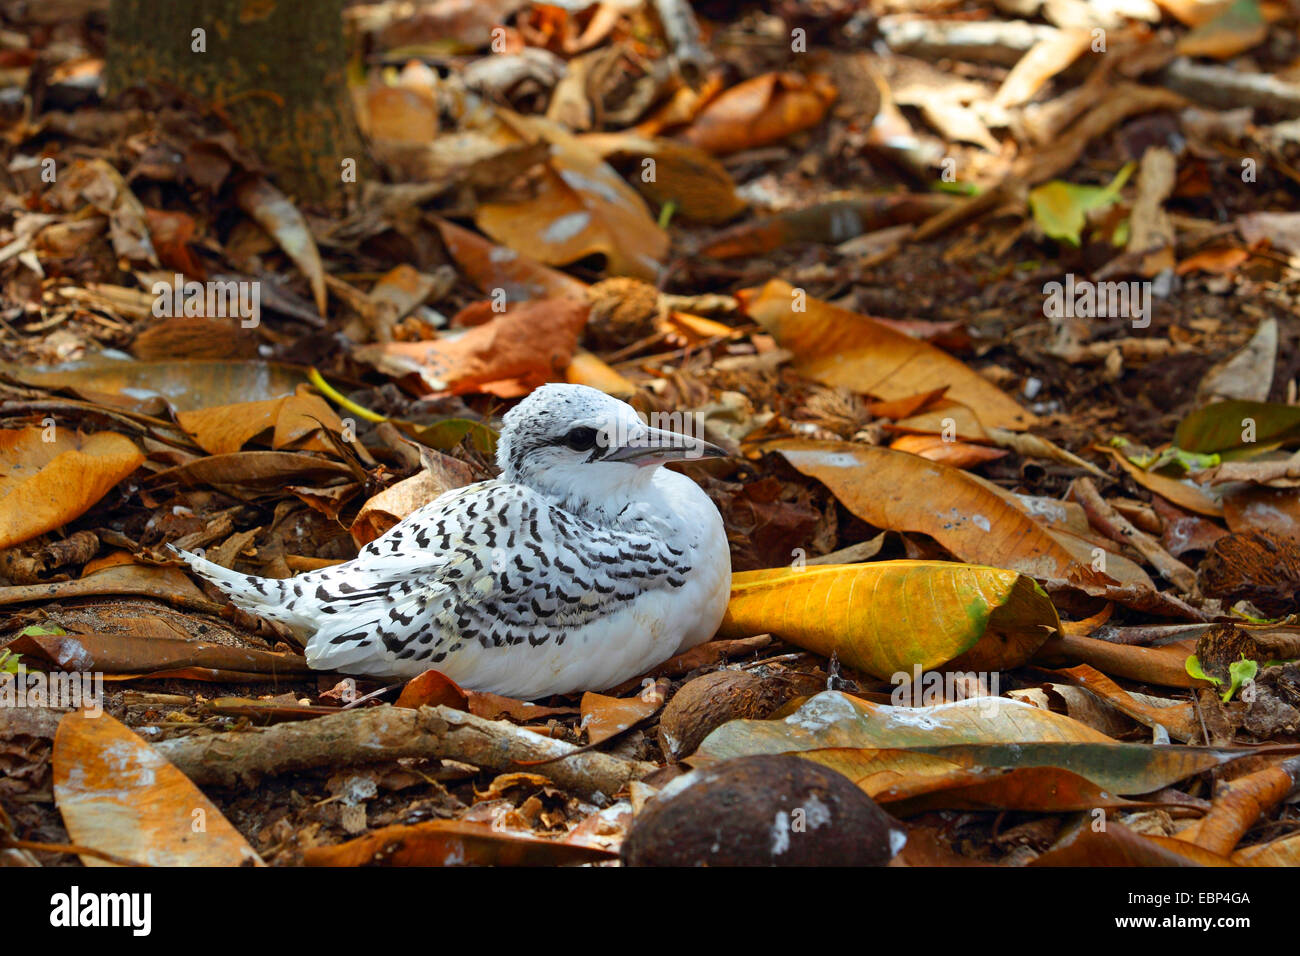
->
657;670;789;761
622;754;906;867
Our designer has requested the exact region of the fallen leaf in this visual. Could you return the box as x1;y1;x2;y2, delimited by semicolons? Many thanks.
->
578;132;746;223
699;196;951;258
61;158;158;266
564;349;637;399
233;176;327;316
303;819;615;866
53;710;263;865
1177;0;1267;59
1175;399;1300;454
433;217;590;302
1095;445;1224;517
992;28;1092;110
353;297;589;396
10;630;312;676
720;561;1059;679
581;682;665;745
739;280;1033;430
395;669;470;711
1028;162;1135;246
1234;830;1300;865
1031;819;1235;866
763;440;1094;581
475;113;668;280
3;358;311;413
888;433;1008;468
696;692;1113;768
149;451;355;493
1222;484;1300;543
0;559;217;611
1053;663;1199;740
175;390;344;456
1176;755;1300;855
0;429;143;550
1197;317;1278;404
1036;633;1209;688
678;72;837;156
350;445;475;546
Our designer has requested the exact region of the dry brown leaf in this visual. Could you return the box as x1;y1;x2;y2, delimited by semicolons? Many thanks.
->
12;629;312;676
581;683;665;746
433;217;590;302
353;297;589;396
1031;820;1235;866
1036;633;1208;688
762;439;1096;582
0;429;143;550
740;280;1033;431
678;72;837;156
475;114;668;280
564;349;637;399
303;819;615;866
887;434;1007;467
1095;445;1224;517
992;28;1092;110
350;445;475;546
577;131;746;223
53;710;263;866
175;390;343;456
1176;756;1300;856
60;158;158;266
233;176;327;316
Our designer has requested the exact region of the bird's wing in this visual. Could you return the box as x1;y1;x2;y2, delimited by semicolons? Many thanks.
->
301;480;696;673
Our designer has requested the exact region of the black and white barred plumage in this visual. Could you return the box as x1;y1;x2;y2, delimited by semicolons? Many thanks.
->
172;384;731;698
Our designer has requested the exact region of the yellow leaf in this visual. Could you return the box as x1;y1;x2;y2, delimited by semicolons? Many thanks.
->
722;560;1060;678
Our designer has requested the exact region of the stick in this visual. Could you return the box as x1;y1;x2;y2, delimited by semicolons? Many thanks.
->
1161;57;1300;118
1070;477;1198;594
154;704;654;801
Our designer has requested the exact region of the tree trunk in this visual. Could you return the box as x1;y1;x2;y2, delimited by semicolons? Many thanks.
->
106;0;370;203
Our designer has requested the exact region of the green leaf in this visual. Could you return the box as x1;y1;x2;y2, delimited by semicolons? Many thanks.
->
0;649;22;674
1225;656;1259;703
1028;162;1135;246
1185;655;1222;687
1175;400;1300;454
17;624;67;637
410;418;498;455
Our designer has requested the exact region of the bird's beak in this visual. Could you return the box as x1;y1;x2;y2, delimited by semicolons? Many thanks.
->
603;426;728;466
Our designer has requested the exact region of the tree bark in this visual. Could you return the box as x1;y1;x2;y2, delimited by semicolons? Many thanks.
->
106;0;370;203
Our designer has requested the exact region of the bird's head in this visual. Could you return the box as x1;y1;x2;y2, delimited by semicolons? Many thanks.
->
496;384;725;496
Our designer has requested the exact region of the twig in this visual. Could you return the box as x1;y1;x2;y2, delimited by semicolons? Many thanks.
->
3;838;147;867
154;704;653;801
1069;477;1198;595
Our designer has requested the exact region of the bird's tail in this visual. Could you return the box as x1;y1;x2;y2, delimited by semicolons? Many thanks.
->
168;545;308;632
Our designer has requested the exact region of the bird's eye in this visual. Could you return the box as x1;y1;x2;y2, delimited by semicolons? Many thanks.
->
563;427;599;452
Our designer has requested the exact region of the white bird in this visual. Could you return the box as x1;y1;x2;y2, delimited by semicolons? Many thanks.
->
171;384;732;699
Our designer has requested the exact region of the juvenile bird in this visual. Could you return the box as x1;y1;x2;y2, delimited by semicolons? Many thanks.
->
172;384;731;699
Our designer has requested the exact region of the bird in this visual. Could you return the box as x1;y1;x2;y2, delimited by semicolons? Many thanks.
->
171;384;732;699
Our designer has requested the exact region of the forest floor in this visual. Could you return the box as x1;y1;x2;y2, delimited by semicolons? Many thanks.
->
3;0;1300;868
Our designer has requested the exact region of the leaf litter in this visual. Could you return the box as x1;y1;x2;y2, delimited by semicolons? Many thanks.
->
2;0;1300;869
